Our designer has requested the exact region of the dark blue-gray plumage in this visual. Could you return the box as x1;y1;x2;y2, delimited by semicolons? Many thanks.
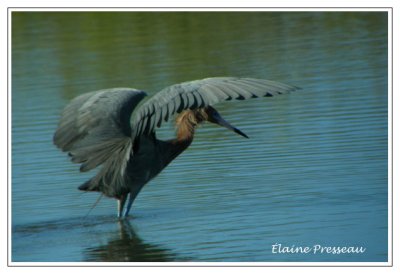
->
53;77;299;218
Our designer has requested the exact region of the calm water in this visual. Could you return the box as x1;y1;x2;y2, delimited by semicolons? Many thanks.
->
11;12;388;263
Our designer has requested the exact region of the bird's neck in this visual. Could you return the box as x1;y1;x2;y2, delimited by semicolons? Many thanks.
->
176;121;196;142
175;109;204;142
161;136;193;167
162;122;196;166
173;121;196;154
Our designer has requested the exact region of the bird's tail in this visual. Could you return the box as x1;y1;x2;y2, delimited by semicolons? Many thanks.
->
78;178;100;192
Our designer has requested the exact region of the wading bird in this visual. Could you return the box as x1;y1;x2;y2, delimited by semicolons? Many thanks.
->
54;77;299;218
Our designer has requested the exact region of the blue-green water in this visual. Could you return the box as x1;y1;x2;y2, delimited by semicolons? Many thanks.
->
11;11;388;263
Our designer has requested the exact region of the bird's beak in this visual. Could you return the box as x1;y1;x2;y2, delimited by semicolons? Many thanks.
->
208;109;249;139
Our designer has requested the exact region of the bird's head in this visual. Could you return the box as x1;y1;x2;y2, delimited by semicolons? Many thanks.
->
204;106;249;138
175;106;249;140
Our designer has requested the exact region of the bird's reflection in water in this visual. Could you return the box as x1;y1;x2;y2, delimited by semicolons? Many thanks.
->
83;219;179;262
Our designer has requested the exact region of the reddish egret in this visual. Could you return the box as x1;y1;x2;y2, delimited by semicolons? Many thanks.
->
54;77;299;218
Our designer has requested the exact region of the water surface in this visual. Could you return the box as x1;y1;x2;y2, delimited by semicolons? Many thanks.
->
11;11;388;263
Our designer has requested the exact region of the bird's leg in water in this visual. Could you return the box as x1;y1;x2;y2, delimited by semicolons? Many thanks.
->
118;194;127;218
123;185;144;217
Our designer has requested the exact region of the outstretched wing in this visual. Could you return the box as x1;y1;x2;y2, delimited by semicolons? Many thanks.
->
54;88;147;174
131;77;300;137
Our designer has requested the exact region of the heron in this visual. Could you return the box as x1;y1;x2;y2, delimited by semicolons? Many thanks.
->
54;77;299;218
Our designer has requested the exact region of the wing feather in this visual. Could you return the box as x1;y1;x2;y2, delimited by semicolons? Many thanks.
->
131;77;300;138
53;88;146;195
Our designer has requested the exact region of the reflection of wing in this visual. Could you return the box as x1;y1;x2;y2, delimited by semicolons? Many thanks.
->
53;88;147;174
131;77;299;138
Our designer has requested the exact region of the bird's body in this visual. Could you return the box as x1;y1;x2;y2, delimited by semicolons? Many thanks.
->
54;77;299;218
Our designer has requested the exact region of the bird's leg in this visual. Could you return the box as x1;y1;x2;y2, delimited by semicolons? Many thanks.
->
123;185;143;217
118;194;127;218
123;194;134;217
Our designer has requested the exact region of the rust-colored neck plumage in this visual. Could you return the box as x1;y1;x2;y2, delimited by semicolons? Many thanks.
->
175;109;208;141
161;109;209;166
